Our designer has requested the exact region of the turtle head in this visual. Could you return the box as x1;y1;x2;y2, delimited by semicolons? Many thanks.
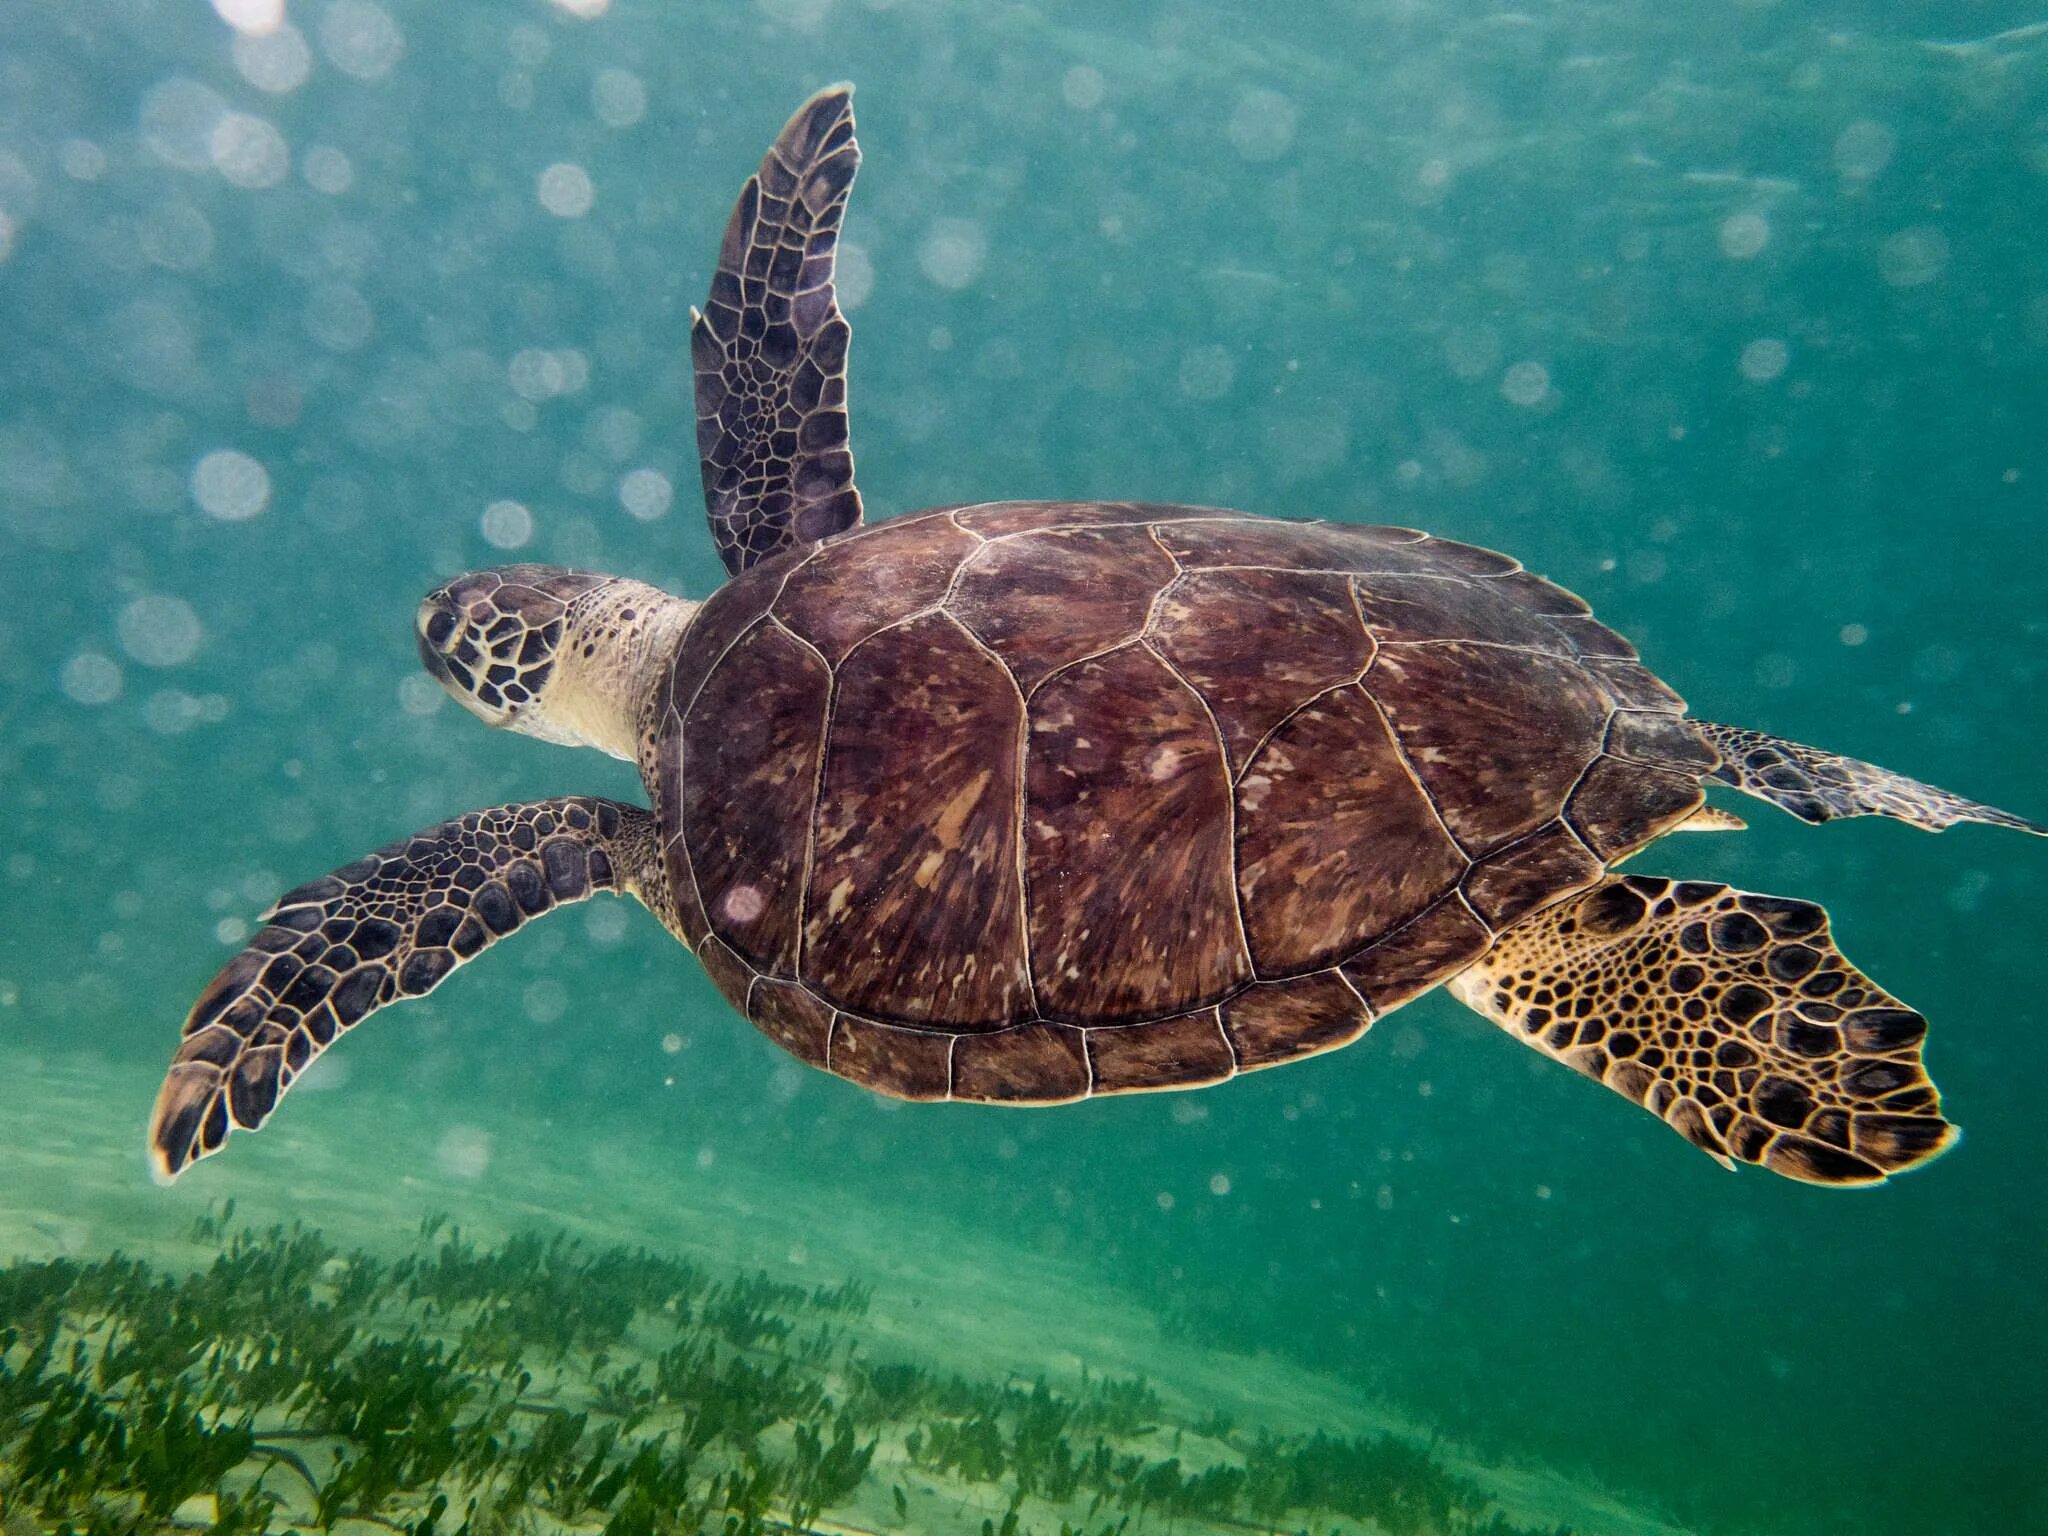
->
416;565;696;761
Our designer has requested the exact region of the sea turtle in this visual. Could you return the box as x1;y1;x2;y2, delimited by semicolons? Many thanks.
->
149;86;2043;1189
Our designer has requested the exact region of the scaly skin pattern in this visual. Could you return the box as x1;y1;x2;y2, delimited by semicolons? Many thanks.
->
652;500;1717;1106
149;798;657;1180
1451;875;1955;1186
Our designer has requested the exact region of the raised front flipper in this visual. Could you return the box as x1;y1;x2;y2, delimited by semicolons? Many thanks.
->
694;84;864;575
149;798;660;1183
1696;721;2044;835
1450;875;1956;1187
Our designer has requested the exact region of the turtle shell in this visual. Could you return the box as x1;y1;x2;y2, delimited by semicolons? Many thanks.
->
649;502;1714;1103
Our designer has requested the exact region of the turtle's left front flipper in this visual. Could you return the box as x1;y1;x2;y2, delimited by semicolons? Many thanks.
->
1451;875;1957;1186
149;797;662;1183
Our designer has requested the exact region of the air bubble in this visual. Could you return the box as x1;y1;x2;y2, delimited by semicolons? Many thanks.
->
320;0;404;82
1208;1173;1232;1197
618;468;673;522
836;240;874;310
212;112;289;188
585;903;627;947
524;979;568;1024
1177;345;1235;401
143;690;207;734
919;219;987;290
302;145;353;194
60;140;107;180
191;449;271;521
1062;65;1106;111
397;674;444;716
1227;88;1298;162
481;499;534;548
140;79;230;170
1739;338;1788;383
306;283;374;352
211;0;284;32
117;594;203;667
538;162;595;218
592;68;646;128
140;202;215;270
1833;120;1895;181
1500;360;1551;407
232;23;312;93
1879;226;1949;288
436;1125;492;1181
62;652;123;706
1717;212;1770;260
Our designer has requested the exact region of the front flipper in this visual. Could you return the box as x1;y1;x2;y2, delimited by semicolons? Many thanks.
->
148;798;660;1183
1450;875;1956;1187
694;84;864;575
1696;721;2044;835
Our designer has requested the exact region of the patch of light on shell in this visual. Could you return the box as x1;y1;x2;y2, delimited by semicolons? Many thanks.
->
0;213;13;266
548;0;611;18
302;145;353;194
592;68;646;127
480;499;534;549
1227;87;1298;162
1739;337;1789;383
212;112;289;188
61;652;123;706
1879;226;1949;288
232;23;312;92
211;0;284;33
1833;120;1896;181
1500;360;1551;407
1840;624;1869;647
1062;65;1106;111
835;240;874;310
140;79;230;170
538;162;595;218
918;219;987;290
1177;344;1235;401
661;1032;685;1055
1717;211;1770;260
618;468;672;522
191;449;271;521
436;1125;493;1181
320;0;404;82
117;595;204;668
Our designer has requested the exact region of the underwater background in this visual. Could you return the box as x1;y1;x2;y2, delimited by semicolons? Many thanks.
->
2;2;2045;1533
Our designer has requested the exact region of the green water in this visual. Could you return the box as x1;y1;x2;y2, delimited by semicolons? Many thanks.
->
2;2;2045;1533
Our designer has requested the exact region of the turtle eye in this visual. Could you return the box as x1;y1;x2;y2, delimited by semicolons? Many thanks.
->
424;609;459;649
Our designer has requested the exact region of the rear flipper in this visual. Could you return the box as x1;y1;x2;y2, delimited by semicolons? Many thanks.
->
1449;875;1956;1186
1696;721;2044;835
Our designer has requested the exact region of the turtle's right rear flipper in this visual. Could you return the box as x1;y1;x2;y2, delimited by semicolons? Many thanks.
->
1695;722;2044;836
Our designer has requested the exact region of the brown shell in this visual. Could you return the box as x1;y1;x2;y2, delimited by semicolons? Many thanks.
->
652;502;1711;1102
